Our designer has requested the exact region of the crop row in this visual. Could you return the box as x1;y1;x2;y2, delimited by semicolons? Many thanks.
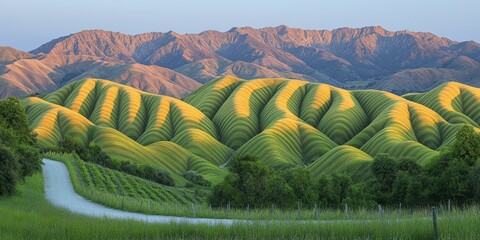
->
71;158;201;205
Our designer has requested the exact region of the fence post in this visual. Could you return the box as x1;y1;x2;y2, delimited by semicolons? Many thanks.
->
378;204;384;219
271;204;274;219
227;201;230;218
432;207;438;240
448;199;451;212
345;203;349;216
191;203;196;218
297;202;301;219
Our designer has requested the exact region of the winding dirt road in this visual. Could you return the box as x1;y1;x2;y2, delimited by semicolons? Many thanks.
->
42;159;240;225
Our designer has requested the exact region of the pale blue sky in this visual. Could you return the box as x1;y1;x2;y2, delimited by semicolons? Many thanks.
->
1;0;479;51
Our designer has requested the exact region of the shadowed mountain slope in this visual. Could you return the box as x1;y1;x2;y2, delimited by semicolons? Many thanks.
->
0;51;200;99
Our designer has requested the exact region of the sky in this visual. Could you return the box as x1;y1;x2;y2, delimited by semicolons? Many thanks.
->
1;0;479;51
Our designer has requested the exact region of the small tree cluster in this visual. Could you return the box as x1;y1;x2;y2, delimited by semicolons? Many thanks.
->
369;125;480;206
210;155;328;209
316;173;374;208
183;170;211;187
58;138;116;169
0;97;41;196
57;136;174;186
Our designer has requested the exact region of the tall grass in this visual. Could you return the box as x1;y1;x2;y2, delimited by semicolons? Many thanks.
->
1;173;480;239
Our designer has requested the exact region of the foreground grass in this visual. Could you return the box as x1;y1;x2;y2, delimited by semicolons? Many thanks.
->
1;173;479;239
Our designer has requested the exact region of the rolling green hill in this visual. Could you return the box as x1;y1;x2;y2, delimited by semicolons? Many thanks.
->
22;77;479;183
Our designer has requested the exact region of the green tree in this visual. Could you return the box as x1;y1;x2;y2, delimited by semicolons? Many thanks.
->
268;175;296;209
15;144;41;178
468;164;480;201
371;153;397;203
0;145;20;195
452;125;480;166
390;158;421;204
390;171;411;204
397;157;421;175
0;97;36;145
371;153;398;189
405;176;425;205
280;167;316;207
57;135;81;153
0;97;41;196
316;173;355;208
316;175;333;207
331;173;352;205
209;155;273;208
183;170;211;187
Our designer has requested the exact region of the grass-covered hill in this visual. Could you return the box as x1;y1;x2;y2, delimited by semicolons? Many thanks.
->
22;77;480;184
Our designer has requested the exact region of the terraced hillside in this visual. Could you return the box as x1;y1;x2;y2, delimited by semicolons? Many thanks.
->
22;77;479;183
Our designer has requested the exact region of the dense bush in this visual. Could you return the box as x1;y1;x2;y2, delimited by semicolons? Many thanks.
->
143;165;175;187
209;155;319;209
183;170;211;187
0;97;41;196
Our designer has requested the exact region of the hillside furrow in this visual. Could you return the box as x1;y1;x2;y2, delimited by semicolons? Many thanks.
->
23;77;480;185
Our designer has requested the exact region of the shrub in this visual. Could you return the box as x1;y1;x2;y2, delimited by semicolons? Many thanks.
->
144;165;175;187
183;170;211;187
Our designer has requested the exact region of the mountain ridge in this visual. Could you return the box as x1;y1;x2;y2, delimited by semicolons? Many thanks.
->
2;26;480;99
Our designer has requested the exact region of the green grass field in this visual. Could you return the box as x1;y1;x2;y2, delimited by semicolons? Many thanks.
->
1;172;480;239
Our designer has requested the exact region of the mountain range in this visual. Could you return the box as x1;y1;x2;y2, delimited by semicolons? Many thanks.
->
2;25;480;98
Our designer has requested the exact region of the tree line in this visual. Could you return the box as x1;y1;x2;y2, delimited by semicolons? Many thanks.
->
370;125;480;206
210;125;480;209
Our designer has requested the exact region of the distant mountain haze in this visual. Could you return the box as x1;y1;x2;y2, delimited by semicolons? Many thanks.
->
2;26;480;98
